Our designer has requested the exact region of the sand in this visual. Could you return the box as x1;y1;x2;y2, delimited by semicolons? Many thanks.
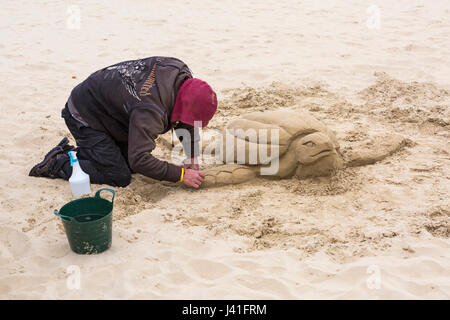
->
1;0;449;299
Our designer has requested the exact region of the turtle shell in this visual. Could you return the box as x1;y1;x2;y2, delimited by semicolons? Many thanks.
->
219;110;340;165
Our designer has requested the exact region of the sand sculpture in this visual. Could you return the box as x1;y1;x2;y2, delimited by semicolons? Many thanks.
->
201;110;407;187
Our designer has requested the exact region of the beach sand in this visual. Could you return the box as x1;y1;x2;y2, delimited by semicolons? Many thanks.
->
0;0;449;299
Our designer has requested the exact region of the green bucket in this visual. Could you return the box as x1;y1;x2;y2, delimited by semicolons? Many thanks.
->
54;188;115;254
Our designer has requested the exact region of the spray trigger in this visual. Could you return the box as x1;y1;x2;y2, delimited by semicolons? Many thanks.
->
68;151;78;166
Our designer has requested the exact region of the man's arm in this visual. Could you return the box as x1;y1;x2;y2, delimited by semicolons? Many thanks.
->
128;107;182;182
174;122;200;158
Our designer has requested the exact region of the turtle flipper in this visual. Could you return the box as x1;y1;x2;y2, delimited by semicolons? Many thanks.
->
201;164;258;188
344;134;407;167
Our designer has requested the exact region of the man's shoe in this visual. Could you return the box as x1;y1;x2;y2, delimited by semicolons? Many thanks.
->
29;137;73;178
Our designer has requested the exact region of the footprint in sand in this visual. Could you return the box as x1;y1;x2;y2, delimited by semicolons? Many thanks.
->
230;259;261;272
187;259;232;281
0;226;31;264
236;275;296;298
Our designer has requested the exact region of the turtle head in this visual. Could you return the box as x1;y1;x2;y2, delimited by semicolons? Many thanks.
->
293;132;343;178
295;132;336;164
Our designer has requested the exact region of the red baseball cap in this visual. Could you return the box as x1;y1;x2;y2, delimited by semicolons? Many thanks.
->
171;78;218;127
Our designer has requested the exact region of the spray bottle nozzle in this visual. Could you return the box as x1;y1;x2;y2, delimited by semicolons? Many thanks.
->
68;151;78;167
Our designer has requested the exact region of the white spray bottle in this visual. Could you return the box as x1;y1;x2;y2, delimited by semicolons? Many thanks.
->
68;151;91;198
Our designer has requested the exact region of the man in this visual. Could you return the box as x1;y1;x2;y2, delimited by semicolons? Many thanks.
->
29;56;217;188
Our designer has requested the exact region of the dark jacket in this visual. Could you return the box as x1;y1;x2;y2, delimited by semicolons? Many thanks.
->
69;56;197;182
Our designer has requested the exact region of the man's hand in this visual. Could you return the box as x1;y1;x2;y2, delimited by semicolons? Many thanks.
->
183;157;199;170
182;169;205;188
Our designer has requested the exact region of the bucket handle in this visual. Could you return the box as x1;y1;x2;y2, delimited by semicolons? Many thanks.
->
54;209;72;221
95;188;115;204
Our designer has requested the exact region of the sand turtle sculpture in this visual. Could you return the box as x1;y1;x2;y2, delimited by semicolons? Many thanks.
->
200;110;407;187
